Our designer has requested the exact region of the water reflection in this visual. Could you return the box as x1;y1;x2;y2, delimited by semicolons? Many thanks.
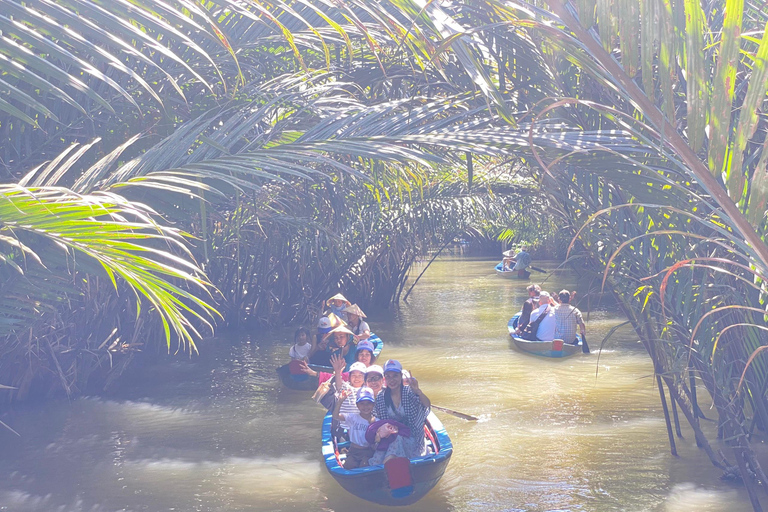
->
0;257;757;511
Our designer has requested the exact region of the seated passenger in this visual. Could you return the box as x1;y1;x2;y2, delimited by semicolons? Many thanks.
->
334;360;367;428
326;293;351;322
554;289;586;345
288;327;313;362
333;387;376;469
311;324;356;368
515;284;541;333
287;327;314;380
344;304;371;341
370;360;431;464
365;365;384;398
529;291;556;341
354;339;376;367
316;313;345;348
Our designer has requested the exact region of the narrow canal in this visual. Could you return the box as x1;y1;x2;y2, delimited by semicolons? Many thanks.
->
0;257;756;511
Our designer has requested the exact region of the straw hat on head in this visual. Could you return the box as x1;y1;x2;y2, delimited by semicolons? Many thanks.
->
343;304;366;318
329;324;355;337
502;249;514;257
326;312;347;329
326;293;351;307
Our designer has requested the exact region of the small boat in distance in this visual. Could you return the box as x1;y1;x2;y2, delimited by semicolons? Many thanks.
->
508;314;583;358
321;411;453;506
277;333;384;389
495;261;530;279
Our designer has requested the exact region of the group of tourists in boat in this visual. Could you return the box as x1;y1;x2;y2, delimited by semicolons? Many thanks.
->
508;285;590;356
277;293;451;505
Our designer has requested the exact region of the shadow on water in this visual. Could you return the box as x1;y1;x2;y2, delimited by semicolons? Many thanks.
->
0;257;759;511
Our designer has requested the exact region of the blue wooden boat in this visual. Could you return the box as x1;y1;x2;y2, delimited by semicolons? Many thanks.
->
508;314;583;358
495;261;530;279
321;411;452;506
309;333;384;373
276;363;318;390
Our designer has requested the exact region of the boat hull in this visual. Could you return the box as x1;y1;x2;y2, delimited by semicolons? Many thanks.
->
507;314;583;358
321;411;452;506
276;363;318;390
495;262;530;279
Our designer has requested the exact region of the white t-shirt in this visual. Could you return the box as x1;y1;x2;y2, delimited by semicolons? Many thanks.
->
289;343;312;360
530;304;556;341
344;412;373;446
350;320;370;336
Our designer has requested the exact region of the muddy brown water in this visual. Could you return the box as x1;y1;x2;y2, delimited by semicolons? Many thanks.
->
0;258;760;511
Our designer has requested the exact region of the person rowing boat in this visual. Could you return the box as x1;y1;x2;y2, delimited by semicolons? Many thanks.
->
502;245;532;279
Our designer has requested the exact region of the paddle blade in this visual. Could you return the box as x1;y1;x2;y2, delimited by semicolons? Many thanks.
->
432;405;479;421
581;334;591;354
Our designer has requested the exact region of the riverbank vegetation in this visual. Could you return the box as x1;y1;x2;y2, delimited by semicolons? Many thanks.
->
2;0;768;507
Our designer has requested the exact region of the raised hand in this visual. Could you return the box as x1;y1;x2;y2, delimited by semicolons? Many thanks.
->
408;375;420;392
330;353;345;374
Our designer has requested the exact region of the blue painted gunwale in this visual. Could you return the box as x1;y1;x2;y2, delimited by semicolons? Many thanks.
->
495;261;528;279
321;411;453;506
309;333;384;373
507;314;583;358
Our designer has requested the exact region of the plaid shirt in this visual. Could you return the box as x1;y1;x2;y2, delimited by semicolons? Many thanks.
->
554;304;583;344
374;385;429;454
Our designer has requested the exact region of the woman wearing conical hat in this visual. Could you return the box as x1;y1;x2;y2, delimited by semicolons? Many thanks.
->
326;293;351;322
310;323;357;369
344;304;370;341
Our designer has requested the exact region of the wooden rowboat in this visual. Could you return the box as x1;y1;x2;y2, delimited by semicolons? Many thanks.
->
321;411;452;506
309;333;384;373
276;363;318;390
495;261;530;279
507;314;583;358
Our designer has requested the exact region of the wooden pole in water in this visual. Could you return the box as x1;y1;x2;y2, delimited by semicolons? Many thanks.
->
656;375;678;456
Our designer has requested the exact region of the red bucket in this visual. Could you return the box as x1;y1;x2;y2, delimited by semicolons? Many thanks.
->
552;339;564;351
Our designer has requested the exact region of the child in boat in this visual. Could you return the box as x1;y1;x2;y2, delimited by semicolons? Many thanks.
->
287;327;313;378
354;339;376;367
335;361;367;428
326;293;351;322
333;386;376;469
344;304;371;341
288;327;313;362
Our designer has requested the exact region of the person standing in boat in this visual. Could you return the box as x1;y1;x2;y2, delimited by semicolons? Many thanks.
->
514;284;541;334
554;289;586;345
344;304;371;341
371;360;431;462
528;291;557;341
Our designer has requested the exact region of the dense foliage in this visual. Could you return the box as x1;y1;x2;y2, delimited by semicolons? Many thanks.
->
3;0;768;506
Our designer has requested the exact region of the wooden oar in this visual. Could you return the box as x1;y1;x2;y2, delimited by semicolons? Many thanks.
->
581;333;591;354
530;266;547;273
432;405;479;421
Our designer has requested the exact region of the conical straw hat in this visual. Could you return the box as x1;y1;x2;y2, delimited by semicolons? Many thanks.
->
329;324;355;336
326;312;347;328
343;304;366;318
326;293;351;306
